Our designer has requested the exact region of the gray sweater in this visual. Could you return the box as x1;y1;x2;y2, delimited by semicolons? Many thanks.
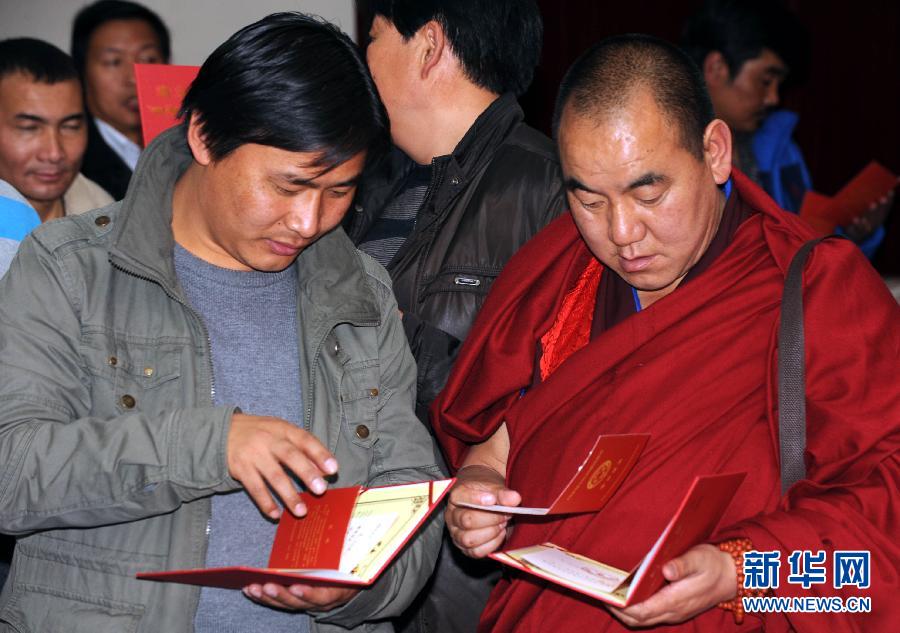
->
175;244;309;633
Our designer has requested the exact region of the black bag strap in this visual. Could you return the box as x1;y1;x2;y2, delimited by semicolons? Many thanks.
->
778;237;826;496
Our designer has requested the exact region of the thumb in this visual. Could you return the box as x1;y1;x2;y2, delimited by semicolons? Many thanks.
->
663;555;689;581
497;488;522;507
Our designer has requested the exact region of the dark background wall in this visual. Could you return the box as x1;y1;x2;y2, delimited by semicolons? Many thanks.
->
357;1;900;272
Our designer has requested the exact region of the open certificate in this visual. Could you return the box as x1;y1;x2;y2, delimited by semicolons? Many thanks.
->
491;472;746;607
137;479;454;589
456;433;648;515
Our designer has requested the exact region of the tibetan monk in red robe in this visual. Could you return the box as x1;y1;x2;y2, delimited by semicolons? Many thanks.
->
434;35;899;632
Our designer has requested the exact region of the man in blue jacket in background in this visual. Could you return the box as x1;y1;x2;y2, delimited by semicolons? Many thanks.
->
682;0;890;258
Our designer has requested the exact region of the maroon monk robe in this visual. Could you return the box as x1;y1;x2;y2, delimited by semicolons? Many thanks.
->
431;171;899;632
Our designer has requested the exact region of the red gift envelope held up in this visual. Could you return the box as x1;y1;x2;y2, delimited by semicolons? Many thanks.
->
491;472;746;608
456;433;649;516
134;63;200;145
137;479;454;589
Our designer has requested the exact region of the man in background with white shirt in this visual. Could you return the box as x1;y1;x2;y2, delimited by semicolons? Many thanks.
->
71;0;170;200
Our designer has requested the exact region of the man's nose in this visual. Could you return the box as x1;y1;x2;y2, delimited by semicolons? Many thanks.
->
284;193;323;239
38;130;66;163
764;81;780;108
125;60;136;87
609;203;644;247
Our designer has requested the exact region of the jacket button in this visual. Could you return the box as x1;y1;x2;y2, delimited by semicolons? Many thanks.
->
332;341;341;356
143;367;154;377
108;356;118;366
368;388;379;397
121;394;136;409
450;176;460;185
95;215;110;227
355;424;370;439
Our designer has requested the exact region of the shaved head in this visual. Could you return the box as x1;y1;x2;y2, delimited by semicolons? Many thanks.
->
553;34;714;160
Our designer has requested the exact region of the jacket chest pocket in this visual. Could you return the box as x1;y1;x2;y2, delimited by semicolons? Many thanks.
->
419;269;499;302
340;361;388;449
81;328;183;418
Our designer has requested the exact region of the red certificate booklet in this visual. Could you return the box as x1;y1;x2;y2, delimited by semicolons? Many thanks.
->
134;63;200;145
491;472;746;607
799;161;898;234
137;479;454;589
457;433;649;515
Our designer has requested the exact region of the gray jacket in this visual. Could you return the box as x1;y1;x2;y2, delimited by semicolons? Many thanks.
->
0;128;443;632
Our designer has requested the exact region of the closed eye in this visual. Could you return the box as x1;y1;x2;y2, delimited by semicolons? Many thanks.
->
328;187;353;199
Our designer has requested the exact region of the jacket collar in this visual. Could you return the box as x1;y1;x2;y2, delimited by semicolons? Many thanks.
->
108;126;379;324
447;92;523;179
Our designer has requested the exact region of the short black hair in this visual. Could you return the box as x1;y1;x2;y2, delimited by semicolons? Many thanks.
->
179;12;388;169
0;38;79;84
681;0;809;82
71;0;171;77
367;0;543;96
554;34;714;160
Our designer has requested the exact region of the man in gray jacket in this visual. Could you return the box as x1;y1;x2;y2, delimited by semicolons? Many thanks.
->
0;13;442;633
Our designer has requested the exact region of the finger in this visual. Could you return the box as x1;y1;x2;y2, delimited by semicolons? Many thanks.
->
276;443;330;499
607;605;641;627
295;585;358;609
449;523;507;558
497;488;522;507
464;529;508;559
449;483;501;507
286;427;338;476
240;470;282;520
258;463;306;517
261;583;315;610
242;584;310;612
663;544;722;582
453;506;510;530
608;604;675;628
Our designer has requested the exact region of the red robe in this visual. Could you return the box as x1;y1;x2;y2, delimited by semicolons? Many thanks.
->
431;172;900;632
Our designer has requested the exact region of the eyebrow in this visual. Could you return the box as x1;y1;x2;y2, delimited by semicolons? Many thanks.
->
766;68;789;77
99;43;161;55
565;172;667;194
281;173;362;188
625;172;667;191
14;112;85;125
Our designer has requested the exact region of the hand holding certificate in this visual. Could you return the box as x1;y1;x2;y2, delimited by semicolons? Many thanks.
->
137;479;454;589
491;472;746;608
456;433;649;515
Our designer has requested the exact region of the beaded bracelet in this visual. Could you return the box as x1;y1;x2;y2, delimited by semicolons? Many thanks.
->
716;538;770;624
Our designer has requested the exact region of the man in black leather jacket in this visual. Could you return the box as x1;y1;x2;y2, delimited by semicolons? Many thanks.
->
346;1;566;631
349;0;565;425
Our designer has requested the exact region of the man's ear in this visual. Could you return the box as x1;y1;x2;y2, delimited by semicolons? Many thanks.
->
703;118;733;185
186;112;214;166
703;51;731;87
418;19;447;80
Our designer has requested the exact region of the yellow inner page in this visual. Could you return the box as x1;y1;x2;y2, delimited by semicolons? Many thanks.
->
341;480;452;581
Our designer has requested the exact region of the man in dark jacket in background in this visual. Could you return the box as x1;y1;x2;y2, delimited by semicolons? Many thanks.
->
347;1;566;631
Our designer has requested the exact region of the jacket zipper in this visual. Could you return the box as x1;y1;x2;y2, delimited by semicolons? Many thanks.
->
410;161;446;308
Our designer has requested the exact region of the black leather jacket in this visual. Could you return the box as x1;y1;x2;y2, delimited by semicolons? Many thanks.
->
347;94;566;422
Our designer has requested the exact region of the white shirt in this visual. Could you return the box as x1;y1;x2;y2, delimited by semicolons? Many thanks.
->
95;117;141;171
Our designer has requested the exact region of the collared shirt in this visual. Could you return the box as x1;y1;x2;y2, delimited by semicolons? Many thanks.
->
94;117;141;171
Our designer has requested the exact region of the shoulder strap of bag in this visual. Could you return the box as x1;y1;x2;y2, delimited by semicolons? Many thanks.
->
779;237;826;496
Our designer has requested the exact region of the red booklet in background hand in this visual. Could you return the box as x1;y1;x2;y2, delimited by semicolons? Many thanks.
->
491;472;746;607
134;63;200;145
456;433;649;516
137;479;454;589
799;161;898;234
